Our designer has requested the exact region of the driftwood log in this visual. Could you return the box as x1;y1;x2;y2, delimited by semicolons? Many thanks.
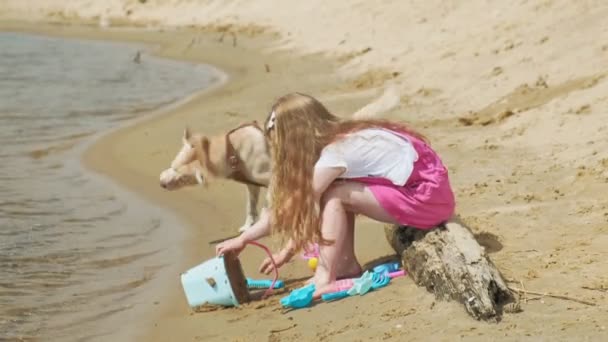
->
384;217;513;321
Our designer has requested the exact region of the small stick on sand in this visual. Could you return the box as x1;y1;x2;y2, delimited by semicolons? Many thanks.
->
581;286;607;293
187;38;196;49
508;286;596;306
270;324;297;333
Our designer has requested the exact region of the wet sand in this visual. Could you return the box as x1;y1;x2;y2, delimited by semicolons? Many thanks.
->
1;1;608;340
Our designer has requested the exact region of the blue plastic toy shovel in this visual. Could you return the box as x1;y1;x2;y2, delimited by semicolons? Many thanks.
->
280;284;316;309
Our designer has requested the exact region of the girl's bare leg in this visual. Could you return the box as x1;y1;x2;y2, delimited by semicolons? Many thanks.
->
312;192;350;296
312;181;398;298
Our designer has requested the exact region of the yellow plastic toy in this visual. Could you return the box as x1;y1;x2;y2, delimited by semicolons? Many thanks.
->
307;257;318;271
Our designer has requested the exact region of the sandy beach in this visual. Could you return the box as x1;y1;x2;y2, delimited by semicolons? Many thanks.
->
1;1;608;341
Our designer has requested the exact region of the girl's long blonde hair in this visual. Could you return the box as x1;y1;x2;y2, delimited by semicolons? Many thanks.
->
265;93;426;252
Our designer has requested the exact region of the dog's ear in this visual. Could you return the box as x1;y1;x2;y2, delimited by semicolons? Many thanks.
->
183;127;191;145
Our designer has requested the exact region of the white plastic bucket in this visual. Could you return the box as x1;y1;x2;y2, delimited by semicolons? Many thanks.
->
180;254;247;307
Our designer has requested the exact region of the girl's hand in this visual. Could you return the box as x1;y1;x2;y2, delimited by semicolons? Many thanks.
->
216;236;246;256
258;248;294;275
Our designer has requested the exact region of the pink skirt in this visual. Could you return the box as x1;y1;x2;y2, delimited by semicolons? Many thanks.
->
354;174;455;229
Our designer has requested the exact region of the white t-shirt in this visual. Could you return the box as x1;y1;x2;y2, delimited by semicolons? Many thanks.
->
314;128;418;186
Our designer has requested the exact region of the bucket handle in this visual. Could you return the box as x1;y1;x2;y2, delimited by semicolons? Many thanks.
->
246;241;279;299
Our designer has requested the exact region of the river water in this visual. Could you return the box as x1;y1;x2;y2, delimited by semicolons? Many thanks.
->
0;32;219;341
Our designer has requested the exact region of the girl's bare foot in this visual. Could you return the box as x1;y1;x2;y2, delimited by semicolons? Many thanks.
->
309;264;362;299
305;274;318;285
336;261;362;280
305;261;361;284
313;280;338;299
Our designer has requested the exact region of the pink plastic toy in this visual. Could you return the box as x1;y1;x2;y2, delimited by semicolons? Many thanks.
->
301;243;319;260
388;270;406;278
332;278;356;292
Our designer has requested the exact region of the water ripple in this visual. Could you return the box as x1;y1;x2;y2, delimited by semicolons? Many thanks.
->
0;31;216;341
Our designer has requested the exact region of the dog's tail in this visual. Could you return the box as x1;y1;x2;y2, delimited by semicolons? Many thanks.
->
351;84;401;120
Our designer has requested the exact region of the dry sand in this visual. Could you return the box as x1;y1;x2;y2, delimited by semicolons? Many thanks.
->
1;1;607;341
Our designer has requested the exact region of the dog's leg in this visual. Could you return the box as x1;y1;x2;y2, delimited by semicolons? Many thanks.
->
238;184;260;232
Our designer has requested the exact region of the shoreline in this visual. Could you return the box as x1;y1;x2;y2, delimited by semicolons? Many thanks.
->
0;21;233;341
2;2;608;340
76;56;230;341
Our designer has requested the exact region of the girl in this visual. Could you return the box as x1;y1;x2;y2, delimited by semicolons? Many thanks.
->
216;93;455;297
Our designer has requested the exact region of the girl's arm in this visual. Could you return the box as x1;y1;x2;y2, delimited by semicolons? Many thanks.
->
258;166;345;273
215;208;272;256
279;166;344;254
239;207;272;242
313;166;346;201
